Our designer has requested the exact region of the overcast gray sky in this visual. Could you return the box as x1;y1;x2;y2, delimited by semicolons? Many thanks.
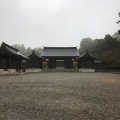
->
0;0;120;48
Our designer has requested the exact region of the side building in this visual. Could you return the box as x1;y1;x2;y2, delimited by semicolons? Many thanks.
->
77;51;96;72
42;47;79;69
27;50;44;72
0;42;29;74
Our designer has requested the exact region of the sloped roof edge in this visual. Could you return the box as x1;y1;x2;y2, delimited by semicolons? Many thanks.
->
78;51;95;59
0;42;29;60
28;50;44;60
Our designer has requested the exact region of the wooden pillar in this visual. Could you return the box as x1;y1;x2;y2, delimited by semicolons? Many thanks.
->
71;60;73;69
16;58;21;72
16;59;18;70
54;59;56;68
65;59;68;69
13;58;16;69
65;59;66;69
6;57;10;69
9;58;11;69
19;59;21;69
48;59;50;69
0;58;1;69
7;59;9;69
78;59;80;68
39;59;42;68
18;59;22;73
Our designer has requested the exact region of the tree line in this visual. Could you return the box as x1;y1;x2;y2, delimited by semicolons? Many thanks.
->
12;44;42;56
79;32;120;69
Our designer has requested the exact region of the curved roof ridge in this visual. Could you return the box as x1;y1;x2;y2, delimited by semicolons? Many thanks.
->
0;42;29;60
43;47;78;49
1;42;18;52
32;50;40;56
79;51;95;58
28;50;43;59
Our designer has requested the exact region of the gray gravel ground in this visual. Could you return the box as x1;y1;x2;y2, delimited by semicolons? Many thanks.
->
0;72;120;120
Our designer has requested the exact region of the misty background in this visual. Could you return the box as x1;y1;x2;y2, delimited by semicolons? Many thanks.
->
0;0;120;49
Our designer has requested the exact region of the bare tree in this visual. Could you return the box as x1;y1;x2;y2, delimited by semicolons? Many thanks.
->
116;12;120;34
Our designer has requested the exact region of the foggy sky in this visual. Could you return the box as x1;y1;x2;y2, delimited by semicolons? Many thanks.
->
0;0;120;48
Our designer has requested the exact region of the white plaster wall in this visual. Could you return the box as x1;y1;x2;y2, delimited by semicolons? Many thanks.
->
0;69;16;75
0;70;9;75
8;69;16;74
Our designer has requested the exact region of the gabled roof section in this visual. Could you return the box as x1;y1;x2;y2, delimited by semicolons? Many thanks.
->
78;51;95;59
28;50;43;59
42;47;79;57
1;42;19;52
0;42;29;60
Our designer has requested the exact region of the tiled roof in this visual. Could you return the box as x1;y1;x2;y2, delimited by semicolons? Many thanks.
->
28;50;43;59
42;47;79;57
78;51;95;59
0;42;29;60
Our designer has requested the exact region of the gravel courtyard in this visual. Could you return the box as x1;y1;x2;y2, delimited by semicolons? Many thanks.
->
0;72;120;120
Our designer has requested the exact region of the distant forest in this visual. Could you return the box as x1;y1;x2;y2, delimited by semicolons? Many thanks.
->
12;44;42;56
79;32;120;69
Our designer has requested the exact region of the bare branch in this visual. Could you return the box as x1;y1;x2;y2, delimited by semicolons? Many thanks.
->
116;20;120;24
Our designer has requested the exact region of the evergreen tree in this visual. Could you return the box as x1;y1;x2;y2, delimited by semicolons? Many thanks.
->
26;47;32;56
